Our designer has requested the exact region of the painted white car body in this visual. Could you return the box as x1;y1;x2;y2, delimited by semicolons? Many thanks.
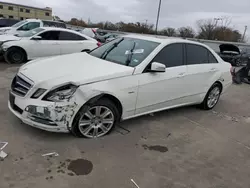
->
0;34;20;44
8;35;232;133
0;19;66;35
1;27;98;60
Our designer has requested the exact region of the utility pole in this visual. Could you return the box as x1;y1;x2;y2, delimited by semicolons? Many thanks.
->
242;26;247;42
155;0;162;34
145;19;148;26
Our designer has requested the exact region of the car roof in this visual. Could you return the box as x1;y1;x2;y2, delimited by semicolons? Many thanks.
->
26;19;64;23
40;27;95;41
124;34;209;47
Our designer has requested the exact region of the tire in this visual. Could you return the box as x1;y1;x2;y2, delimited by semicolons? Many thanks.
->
71;98;119;138
4;47;26;64
200;83;222;110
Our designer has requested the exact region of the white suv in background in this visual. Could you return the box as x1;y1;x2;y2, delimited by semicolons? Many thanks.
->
8;35;232;138
1;27;99;64
0;19;66;35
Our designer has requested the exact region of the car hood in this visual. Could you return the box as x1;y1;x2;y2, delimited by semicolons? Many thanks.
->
0;34;21;43
219;44;240;54
19;53;134;88
0;27;11;31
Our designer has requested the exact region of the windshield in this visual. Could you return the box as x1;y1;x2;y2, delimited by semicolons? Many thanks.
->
12;20;28;28
89;37;159;67
16;28;45;37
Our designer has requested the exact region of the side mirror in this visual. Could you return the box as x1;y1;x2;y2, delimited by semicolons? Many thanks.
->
149;62;166;72
82;49;91;53
32;36;42;40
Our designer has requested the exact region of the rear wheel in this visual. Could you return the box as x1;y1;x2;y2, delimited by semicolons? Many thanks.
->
71;98;119;138
4;47;26;64
200;83;222;110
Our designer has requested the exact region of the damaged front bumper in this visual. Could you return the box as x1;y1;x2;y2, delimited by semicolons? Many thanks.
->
8;91;81;133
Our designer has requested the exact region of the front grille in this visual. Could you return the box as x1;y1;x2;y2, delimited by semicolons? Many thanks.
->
11;75;32;97
29;115;57;126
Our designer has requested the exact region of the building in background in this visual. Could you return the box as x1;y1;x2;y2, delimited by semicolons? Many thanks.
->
0;1;52;20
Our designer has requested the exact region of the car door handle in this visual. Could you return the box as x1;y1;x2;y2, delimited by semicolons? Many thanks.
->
177;72;185;78
210;68;218;72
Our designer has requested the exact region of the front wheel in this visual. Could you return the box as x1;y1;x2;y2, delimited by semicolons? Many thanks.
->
4;47;26;64
71;98;119;138
200;83;222;110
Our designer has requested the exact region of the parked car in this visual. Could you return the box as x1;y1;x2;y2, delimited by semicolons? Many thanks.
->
218;44;250;66
0;19;66;35
95;33;120;43
80;28;97;38
0;18;19;27
1;27;99;64
8;35;232;138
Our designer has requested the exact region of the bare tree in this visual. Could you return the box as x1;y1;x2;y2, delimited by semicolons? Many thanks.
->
219;16;232;28
196;19;218;40
159;27;177;36
178;27;195;38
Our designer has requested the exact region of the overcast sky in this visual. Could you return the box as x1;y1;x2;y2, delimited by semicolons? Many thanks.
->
7;0;250;37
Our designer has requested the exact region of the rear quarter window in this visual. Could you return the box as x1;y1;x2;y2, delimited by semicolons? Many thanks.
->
42;21;66;28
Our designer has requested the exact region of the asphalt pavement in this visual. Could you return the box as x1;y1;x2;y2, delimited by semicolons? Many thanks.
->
0;63;250;188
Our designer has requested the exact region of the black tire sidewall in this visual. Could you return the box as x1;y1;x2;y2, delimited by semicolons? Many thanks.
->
5;48;25;64
202;83;222;110
71;98;119;138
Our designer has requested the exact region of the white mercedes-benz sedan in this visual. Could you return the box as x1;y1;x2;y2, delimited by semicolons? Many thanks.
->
1;27;99;64
8;35;232;138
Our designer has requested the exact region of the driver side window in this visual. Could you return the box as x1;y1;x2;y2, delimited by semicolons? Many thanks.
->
152;43;184;68
18;22;40;31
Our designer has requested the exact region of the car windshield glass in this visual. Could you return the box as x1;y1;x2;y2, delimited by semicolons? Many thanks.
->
16;28;45;37
89;37;159;67
12;20;28;28
16;28;44;37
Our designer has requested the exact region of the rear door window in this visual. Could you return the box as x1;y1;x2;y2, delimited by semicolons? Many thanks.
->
59;31;86;40
186;44;209;65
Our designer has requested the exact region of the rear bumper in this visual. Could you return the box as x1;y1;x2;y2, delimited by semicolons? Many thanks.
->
222;81;232;94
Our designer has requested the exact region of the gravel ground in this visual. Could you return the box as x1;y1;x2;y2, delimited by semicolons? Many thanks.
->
0;63;250;188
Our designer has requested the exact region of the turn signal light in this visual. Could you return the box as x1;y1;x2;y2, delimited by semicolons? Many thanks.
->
97;42;102;47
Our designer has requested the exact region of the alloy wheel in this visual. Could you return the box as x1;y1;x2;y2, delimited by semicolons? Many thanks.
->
78;106;115;138
207;86;221;108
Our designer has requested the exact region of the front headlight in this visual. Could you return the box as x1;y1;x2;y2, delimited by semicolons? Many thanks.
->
1;44;8;51
31;88;47;99
43;84;78;102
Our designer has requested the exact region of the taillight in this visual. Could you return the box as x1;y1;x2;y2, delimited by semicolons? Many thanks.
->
230;65;234;76
97;42;102;47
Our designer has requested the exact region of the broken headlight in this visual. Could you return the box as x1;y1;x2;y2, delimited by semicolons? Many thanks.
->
43;84;78;102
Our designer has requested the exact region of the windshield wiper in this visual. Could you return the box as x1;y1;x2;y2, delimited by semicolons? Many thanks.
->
101;38;124;59
125;42;136;66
